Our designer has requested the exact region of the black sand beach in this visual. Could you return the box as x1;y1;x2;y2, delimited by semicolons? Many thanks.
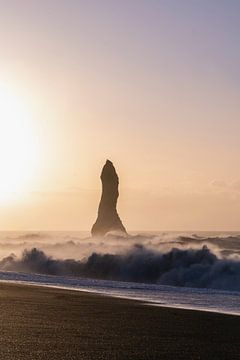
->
0;283;239;360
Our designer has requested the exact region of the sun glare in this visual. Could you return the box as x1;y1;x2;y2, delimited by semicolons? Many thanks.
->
0;84;39;203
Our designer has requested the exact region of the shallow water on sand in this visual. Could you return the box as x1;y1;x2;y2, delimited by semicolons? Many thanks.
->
0;231;240;315
1;270;240;316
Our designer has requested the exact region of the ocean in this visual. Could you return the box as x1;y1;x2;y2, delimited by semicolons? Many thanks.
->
0;231;240;315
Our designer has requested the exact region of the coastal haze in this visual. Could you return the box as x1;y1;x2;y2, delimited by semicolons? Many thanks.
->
1;1;240;231
0;2;240;359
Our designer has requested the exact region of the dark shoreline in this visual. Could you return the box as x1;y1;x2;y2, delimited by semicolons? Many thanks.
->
0;283;239;360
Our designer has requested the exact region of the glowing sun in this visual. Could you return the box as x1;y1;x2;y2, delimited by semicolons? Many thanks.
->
0;84;39;202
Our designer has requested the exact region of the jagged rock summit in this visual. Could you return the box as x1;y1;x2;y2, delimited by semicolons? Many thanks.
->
91;160;127;237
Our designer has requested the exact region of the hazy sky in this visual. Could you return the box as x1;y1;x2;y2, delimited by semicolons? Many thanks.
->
0;1;240;231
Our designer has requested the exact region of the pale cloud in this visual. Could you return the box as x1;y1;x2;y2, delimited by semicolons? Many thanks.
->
211;179;240;193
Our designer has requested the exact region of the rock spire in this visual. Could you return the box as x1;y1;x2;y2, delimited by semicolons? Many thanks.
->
91;160;127;236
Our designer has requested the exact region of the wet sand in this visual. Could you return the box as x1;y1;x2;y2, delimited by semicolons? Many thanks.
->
0;282;239;359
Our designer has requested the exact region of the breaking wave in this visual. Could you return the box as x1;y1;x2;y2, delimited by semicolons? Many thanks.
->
1;243;240;292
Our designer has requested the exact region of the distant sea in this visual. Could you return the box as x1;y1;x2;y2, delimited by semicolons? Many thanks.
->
0;231;240;315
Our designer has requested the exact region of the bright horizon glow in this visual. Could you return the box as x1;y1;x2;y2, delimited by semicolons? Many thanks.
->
0;1;240;230
0;83;39;202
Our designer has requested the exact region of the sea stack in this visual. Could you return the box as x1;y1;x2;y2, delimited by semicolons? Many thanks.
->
91;160;127;236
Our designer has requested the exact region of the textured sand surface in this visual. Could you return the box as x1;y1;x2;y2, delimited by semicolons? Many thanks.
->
0;283;239;359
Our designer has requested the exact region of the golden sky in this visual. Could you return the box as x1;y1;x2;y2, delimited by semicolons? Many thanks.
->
0;1;240;231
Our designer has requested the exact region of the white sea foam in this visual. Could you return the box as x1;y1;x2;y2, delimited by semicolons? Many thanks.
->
0;231;240;315
0;270;240;316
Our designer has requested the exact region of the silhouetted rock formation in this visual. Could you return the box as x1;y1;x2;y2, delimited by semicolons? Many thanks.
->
91;160;127;237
